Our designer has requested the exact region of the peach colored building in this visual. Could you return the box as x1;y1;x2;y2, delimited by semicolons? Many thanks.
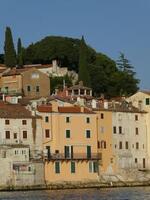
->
94;108;116;174
37;102;101;183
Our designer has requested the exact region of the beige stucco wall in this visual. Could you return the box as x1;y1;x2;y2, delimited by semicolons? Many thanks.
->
37;103;99;183
112;111;147;171
22;68;50;98
128;92;150;169
0;75;22;94
96;110;116;174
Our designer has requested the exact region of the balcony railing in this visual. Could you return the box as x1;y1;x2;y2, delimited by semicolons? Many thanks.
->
45;153;101;161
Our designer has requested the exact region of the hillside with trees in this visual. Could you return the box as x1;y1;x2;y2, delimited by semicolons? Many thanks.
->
0;27;139;98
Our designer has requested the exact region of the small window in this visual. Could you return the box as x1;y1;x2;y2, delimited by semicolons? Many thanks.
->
23;131;27;139
66;117;70;123
97;141;100;149
135;127;138;135
119;141;122;149
100;126;104;133
5;131;10;139
86;117;90;123
125;141;128;149
45;116;49;123
66;130;70;138
71;161;75;173
22;120;27;125
45;129;50;138
119;126;122;134
86;130;91;138
36;86;40;92
55;161;60;174
135;115;138;121
135;158;138;163
89;161;98;173
113;126;116;134
101;141;106;149
27;85;31;92
100;113;104;119
14;133;17;139
145;98;150;105
136;142;139;149
5;120;9;125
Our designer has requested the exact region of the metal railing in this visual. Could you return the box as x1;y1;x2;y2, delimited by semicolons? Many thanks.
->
45;153;101;161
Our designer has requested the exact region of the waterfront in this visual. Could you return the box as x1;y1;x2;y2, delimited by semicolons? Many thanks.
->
0;187;150;200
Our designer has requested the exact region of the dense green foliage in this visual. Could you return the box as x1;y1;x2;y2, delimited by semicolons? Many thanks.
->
50;75;72;94
17;38;23;67
1;32;139;97
78;36;91;87
0;54;4;63
4;27;16;67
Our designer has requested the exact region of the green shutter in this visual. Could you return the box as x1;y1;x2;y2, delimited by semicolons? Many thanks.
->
71;161;75;173
87;146;91;158
89;162;92;173
93;161;98;173
66;130;70;138
55;161;60;173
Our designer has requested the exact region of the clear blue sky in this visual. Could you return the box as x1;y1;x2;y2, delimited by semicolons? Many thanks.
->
0;0;149;89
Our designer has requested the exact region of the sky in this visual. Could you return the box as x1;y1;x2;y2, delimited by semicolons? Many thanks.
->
0;0;150;89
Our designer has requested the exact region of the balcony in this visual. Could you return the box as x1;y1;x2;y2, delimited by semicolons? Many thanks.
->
45;153;101;161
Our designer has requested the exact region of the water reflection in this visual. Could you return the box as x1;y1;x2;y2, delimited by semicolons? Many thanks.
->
0;187;150;200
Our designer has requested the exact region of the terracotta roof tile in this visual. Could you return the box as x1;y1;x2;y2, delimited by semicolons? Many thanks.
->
0;103;37;118
37;105;52;112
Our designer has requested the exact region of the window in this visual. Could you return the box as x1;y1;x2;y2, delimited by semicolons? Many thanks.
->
125;141;129;149
55;161;60;174
71;161;75;173
66;130;70;138
36;86;40;92
23;131;27;139
136;142;139;149
113;126;116;134
5;131;10;139
100;113;104;119
135;115;138;121
27;85;31;92
86;117;90;123
145;98;150;105
64;146;73;158
87;146;91;158
101;141;106;149
97;141;100;149
45;129;50;138
22;120;27;125
135;127;138;135
135;158;138;164
89;161;98;173
14;133;17;139
86;130;91;138
119;141;122;149
100;126;104;133
45;116;49;123
5;120;9;125
66;117;70;123
119;126;122;134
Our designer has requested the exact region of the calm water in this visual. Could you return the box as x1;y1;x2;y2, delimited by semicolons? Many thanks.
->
0;187;150;200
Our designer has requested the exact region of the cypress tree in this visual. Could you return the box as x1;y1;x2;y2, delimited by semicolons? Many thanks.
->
4;27;16;68
78;36;91;87
17;37;23;67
